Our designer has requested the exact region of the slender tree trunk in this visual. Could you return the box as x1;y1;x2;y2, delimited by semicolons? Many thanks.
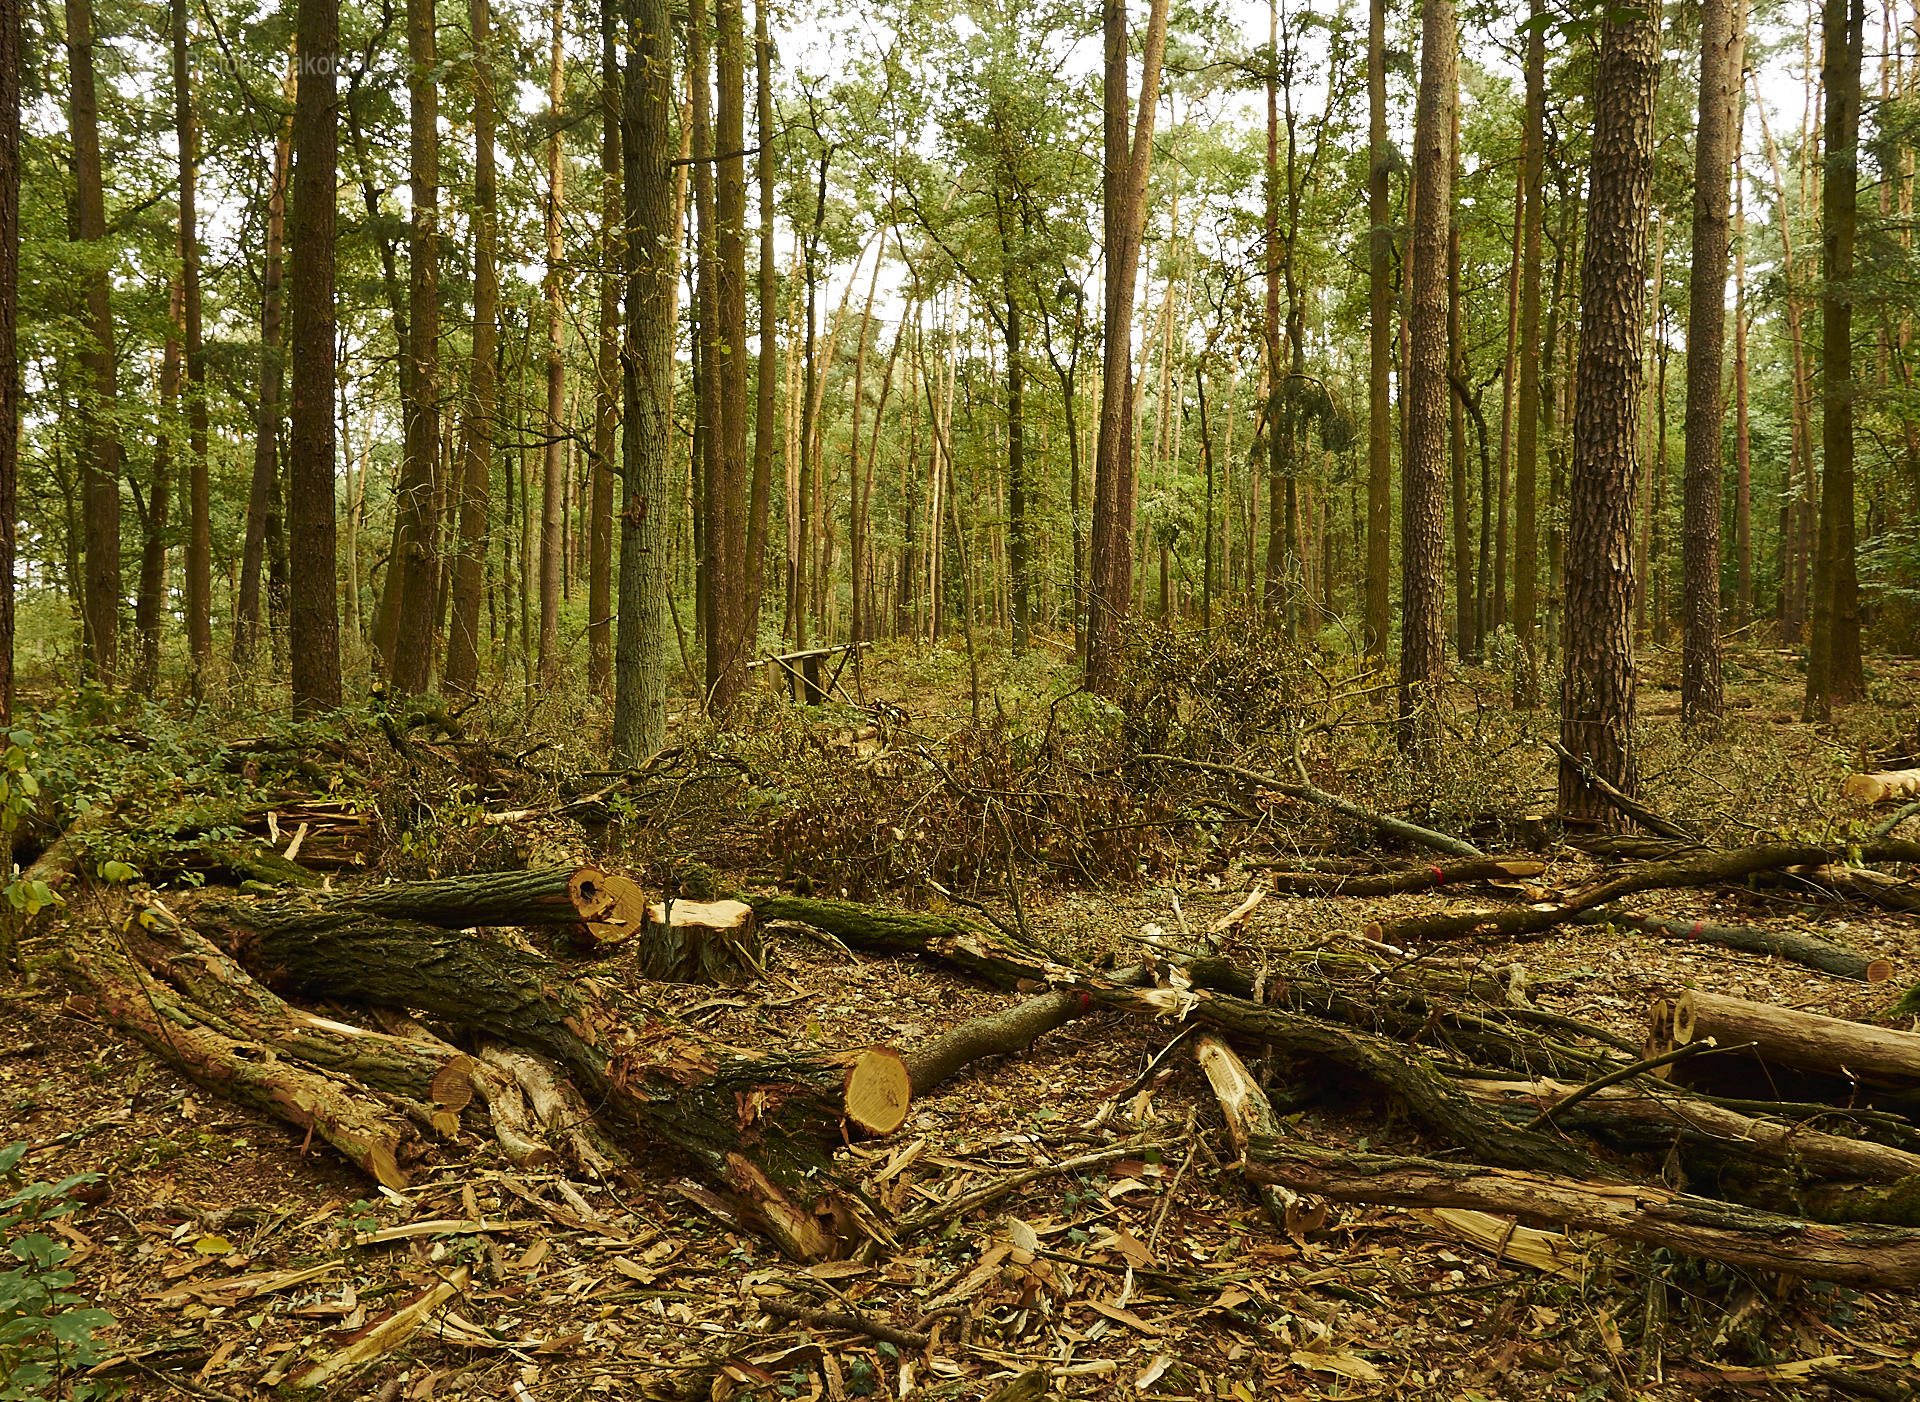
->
445;0;499;695
288;0;342;710
67;0;119;688
538;0;566;688
134;279;181;696
711;0;750;709
1807;0;1867;719
587;4;620;696
237;91;291;669
1365;0;1392;666
1682;0;1742;726
612;0;675;762
0;0;15;721
1735;138;1753;629
1493;158;1521;636
1560;0;1661;823
390;0;442;695
1086;0;1170;691
746;0;775;637
170;0;211;688
1398;0;1455;756
1004;274;1028;651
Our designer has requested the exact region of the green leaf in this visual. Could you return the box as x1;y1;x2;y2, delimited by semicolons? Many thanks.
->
98;860;140;883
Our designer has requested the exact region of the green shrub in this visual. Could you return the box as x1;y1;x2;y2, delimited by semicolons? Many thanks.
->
0;1142;117;1399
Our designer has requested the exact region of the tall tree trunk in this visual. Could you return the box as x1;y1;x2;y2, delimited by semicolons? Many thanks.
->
612;0;675;762
539;0;566;688
1448;209;1472;662
1735;137;1753;629
1085;0;1170;691
236;91;290;669
0;0;16;721
1513;1;1544;704
445;0;499;695
391;0;442;695
747;0;775;637
1559;0;1660;823
288;0;342;710
587;5;619;696
1806;0;1867;719
1263;5;1284;630
1365;0;1392;666
1493;159;1522;637
690;0;721;696
1682;0;1742;726
1398;0;1455;756
171;0;210;688
134;278;181;696
1004;275;1028;651
67;0;119;688
711;0;749;709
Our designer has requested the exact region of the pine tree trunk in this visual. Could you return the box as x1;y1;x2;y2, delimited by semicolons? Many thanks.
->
1365;0;1393;667
612;0;677;763
1682;0;1741;726
445;0;499;696
587;7;619;697
1807;0;1867;719
67;0;120;689
391;0;443;696
288;0;341;710
1560;0;1660;823
1398;0;1454;756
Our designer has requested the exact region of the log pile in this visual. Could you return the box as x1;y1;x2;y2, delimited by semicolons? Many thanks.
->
49;824;1920;1289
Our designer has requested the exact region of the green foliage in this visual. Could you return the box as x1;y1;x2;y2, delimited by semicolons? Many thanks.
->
0;733;63;932
0;1143;118;1401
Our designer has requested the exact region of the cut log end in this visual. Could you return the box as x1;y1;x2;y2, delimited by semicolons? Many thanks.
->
1869;959;1895;984
568;866;619;923
843;1046;912;1136
582;873;651;947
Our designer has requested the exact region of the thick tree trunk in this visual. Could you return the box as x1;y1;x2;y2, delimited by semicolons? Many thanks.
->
389;0;442;696
444;0;498;696
200;901;896;1258
710;0;750;710
1559;1;1659;823
1806;0;1867;719
67;0;119;689
313;866;623;927
1681;0;1740;727
612;0;676;763
287;0;342;710
1675;989;1920;1088
1397;0;1453;755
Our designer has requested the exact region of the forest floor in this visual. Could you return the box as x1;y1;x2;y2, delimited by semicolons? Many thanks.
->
4;630;1920;1402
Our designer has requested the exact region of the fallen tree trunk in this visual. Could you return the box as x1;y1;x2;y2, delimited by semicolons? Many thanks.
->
1453;1074;1920;1182
1844;770;1920;807
1569;908;1892;983
1074;980;1610;1180
902;991;1092;1095
1376;842;1834;944
1242;1139;1920;1288
748;894;1058;989
1252;858;1546;898
63;918;420;1189
194;898;903;1259
1132;754;1487;859
322;866;621;928
1674;990;1920;1089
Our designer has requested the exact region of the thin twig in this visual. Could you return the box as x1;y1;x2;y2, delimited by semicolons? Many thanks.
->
757;1299;930;1351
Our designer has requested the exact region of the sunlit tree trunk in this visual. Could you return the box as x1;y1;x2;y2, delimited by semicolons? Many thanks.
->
1560;0;1660;823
